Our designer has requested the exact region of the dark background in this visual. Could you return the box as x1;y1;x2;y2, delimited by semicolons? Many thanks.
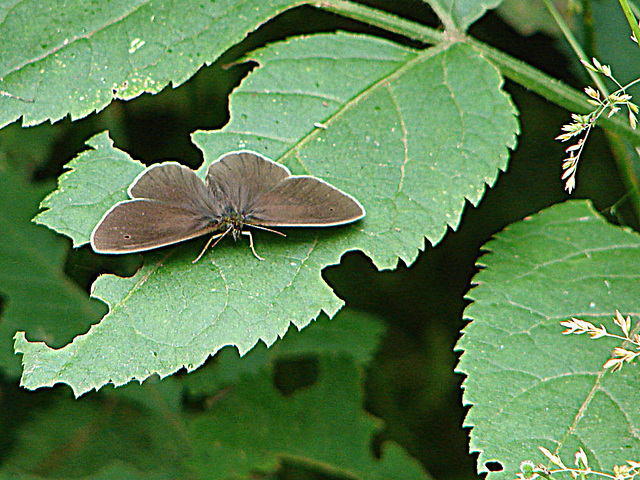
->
0;1;629;479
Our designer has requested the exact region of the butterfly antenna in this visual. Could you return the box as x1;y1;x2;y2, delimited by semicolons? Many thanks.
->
245;223;286;237
192;226;233;263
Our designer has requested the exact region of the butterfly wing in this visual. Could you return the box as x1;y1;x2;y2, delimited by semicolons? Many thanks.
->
91;162;222;253
91;200;222;253
206;151;290;213
246;175;366;227
129;162;219;213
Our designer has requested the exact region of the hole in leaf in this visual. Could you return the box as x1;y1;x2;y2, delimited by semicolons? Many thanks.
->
64;244;141;296
370;430;384;459
485;461;503;472
273;356;318;397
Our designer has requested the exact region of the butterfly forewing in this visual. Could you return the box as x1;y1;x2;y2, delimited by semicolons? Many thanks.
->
246;176;365;227
130;162;219;214
91;200;221;253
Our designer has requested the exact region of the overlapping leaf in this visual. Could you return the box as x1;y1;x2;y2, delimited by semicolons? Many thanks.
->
0;0;305;128
185;355;430;479
456;201;640;478
34;132;146;246
18;32;518;395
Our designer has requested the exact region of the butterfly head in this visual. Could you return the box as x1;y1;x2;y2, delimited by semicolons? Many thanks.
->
217;212;246;241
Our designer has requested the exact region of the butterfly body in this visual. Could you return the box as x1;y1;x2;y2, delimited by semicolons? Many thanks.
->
91;151;365;259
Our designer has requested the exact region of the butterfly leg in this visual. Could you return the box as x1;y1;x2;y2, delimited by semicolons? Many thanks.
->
192;227;233;263
241;230;265;261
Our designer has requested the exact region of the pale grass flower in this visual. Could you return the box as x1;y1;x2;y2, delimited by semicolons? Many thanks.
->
558;58;638;192
562;311;640;372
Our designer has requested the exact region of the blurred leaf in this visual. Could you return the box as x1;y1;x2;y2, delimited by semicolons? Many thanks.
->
456;200;640;478
425;0;503;29
496;0;572;37
186;355;430;480
0;0;304;128
18;32;518;396
0;122;66;178
1;392;186;479
183;309;387;397
7;310;431;480
0;169;104;376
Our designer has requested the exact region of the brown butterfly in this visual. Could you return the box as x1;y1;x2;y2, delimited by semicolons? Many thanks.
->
91;151;365;261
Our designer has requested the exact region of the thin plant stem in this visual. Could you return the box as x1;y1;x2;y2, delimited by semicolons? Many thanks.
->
619;0;640;56
582;0;596;60
541;0;609;96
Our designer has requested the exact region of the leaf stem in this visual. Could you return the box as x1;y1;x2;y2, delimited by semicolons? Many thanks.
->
311;0;444;45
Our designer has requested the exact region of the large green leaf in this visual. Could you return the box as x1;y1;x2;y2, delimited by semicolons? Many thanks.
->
18;32;518;395
0;169;104;376
6;310;431;480
456;201;640;478
0;0;304;128
194;33;519;268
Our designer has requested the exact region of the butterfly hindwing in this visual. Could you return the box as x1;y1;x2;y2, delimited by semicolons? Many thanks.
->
246;175;365;227
206;152;290;213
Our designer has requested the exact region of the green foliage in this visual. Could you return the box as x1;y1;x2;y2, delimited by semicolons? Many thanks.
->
427;0;504;29
7;311;432;479
19;31;517;396
457;201;640;478
34;133;146;246
0;169;105;376
1;0;639;479
196;34;518;268
0;0;304;127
